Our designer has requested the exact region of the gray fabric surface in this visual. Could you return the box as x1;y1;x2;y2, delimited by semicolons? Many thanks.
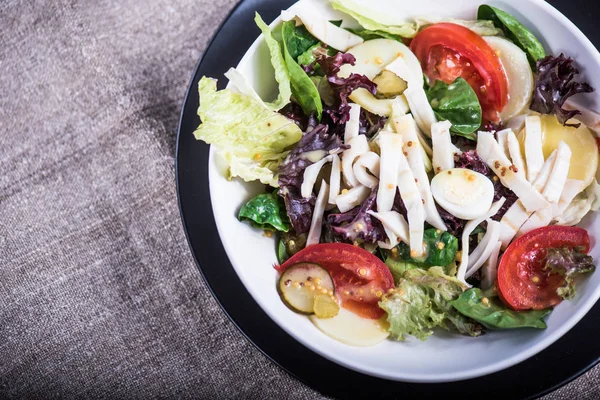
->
0;0;597;398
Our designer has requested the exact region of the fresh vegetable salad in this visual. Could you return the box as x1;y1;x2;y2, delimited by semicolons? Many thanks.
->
194;0;600;346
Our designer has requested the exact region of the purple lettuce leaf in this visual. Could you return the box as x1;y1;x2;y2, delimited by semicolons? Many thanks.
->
360;109;388;139
327;186;386;244
316;52;377;125
530;54;594;127
455;150;518;221
278;124;348;233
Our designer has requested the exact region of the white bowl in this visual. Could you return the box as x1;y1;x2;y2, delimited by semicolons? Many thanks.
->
208;0;600;382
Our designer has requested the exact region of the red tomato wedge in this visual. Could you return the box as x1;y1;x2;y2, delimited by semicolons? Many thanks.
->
497;226;590;311
276;243;394;319
410;23;509;122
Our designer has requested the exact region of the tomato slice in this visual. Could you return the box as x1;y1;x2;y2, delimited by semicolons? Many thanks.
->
276;243;394;319
497;226;590;310
410;23;509;122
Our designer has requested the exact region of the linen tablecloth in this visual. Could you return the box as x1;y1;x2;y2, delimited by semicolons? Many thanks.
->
1;0;598;398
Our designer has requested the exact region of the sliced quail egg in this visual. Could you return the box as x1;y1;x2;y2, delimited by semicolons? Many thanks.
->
431;168;495;220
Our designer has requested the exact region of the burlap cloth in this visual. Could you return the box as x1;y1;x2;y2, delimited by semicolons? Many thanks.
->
0;0;598;398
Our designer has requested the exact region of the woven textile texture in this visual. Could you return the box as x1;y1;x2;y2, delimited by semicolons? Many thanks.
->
0;0;598;398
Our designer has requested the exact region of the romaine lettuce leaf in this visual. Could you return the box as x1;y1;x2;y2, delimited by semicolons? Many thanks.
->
281;21;323;119
379;267;483;341
254;13;293;111
194;77;302;186
331;0;419;38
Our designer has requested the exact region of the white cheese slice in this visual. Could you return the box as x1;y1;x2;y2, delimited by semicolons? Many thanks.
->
376;132;403;212
368;210;410;249
353;152;380;189
506;129;527;180
524;115;545;182
396;149;427;258
336;185;371;213
342;134;370;188
466;220;501;278
345;103;361;143
310;308;389;347
431;120;454;173
457;198;506;286
301;155;333;198
395;114;446;231
280;8;364;52
481;241;502;291
476;131;549;212
384;56;437;137
350;89;409;117
498;150;558;248
328;154;342;205
496;129;511;158
307;181;329;246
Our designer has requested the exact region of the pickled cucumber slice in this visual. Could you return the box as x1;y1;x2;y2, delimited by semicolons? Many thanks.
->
313;294;340;319
278;263;335;314
373;70;408;99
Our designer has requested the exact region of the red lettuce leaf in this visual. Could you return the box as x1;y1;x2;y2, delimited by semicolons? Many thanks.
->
530;53;594;127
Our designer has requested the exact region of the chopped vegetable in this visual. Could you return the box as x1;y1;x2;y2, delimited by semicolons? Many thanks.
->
530;54;594;127
380;267;483;341
477;5;546;68
279;262;335;314
425;78;482;139
281;21;323;118
451;288;551;329
543;247;596;300
277;238;290;264
313;293;341;319
238;192;290;232
194;77;302;186
395;228;459;268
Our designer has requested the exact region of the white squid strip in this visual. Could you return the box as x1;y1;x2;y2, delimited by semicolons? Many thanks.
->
466;220;501;278
344;103;361;143
457;198;506;286
301;155;333;198
517;142;572;236
481;241;502;291
280;8;363;52
498;151;558;248
385;56;437;137
342;134;370;188
431;120;454;173
524;115;545;182
506;130;527;180
477;132;549;212
396;150;427;258
353;152;380;189
336;185;371;213
496;129;511;158
328;154;342;205
376;132;403;212
306;181;329;247
368;211;410;248
395;114;446;231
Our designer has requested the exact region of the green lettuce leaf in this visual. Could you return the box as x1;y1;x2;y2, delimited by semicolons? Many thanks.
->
346;28;403;42
451;288;551;329
331;0;419;38
395;228;459;268
478;5;545;68
426;78;482;140
281;21;323;118
254;13;293;111
194;77;302;186
238;192;290;232
379;267;483;341
543;247;596;300
413;17;503;37
385;258;419;285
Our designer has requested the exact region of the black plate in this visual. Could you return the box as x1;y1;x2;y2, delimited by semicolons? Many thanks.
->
176;1;600;398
